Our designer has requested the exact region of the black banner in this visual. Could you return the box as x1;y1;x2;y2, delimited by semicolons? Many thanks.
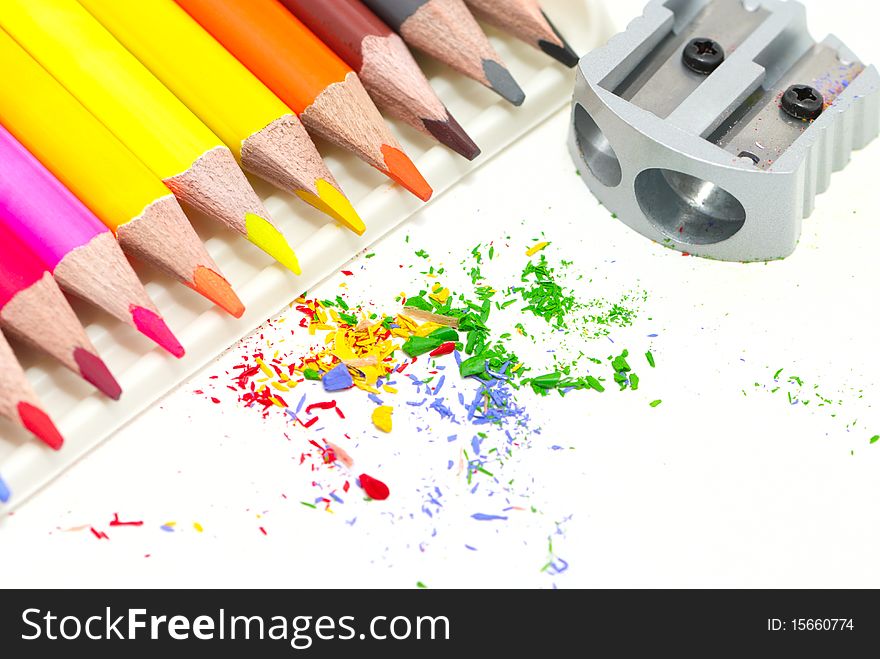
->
0;589;876;655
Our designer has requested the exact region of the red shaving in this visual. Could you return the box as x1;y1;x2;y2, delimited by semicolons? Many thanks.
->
90;527;109;540
303;416;319;429
359;473;390;501
341;270;353;276
109;513;143;527
430;342;456;357
306;401;336;414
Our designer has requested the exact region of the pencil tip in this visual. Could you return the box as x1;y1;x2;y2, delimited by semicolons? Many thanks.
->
192;266;245;318
296;180;366;236
74;348;122;400
131;306;185;358
0;475;9;503
18;402;64;451
245;213;302;275
423;114;481;161
540;11;580;68
483;60;526;106
380;145;433;201
539;40;579;68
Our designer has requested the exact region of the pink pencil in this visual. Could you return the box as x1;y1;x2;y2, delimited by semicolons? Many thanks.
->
0;221;121;399
0;124;183;358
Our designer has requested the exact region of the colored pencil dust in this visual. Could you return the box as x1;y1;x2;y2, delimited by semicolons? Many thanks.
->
80;0;365;236
176;0;433;202
0;474;9;503
362;0;525;105
464;0;579;67
0;125;184;358
0;0;300;274
280;0;480;160
0;327;64;450
0;29;243;318
0;223;121;399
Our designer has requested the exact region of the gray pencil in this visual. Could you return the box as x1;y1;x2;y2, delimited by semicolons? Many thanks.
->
361;0;525;105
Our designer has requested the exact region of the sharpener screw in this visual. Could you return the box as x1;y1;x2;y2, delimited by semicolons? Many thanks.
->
682;38;725;74
781;84;825;121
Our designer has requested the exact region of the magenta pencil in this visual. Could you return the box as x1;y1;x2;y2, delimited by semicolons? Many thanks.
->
0;124;183;357
0;221;121;399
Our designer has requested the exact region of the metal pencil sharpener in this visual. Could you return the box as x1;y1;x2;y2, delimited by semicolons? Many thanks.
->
568;0;880;262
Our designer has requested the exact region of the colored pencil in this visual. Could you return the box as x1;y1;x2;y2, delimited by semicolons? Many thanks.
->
0;223;121;400
0;327;64;450
176;0;433;202
361;0;525;105
463;0;578;68
0;474;9;504
0;0;300;275
80;0;365;236
0;125;184;358
280;0;480;161
0;28;244;319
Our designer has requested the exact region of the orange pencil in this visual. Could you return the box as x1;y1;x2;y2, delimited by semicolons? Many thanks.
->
176;0;432;202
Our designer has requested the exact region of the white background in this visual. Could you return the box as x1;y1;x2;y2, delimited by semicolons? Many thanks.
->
2;0;879;588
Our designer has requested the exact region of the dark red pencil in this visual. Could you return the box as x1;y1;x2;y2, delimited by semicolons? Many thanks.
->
280;0;480;160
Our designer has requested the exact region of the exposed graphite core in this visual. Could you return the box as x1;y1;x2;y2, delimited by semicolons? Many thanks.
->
18;401;64;450
192;266;245;318
74;347;121;400
483;60;525;106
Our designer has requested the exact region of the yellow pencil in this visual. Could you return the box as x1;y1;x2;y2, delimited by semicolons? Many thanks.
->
0;0;300;274
0;28;244;317
79;0;365;236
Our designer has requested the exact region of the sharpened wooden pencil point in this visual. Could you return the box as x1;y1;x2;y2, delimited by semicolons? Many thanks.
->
178;0;430;201
281;0;481;159
166;146;297;270
80;0;365;237
0;124;177;355
1;266;119;400
363;0;525;105
0;327;65;450
301;71;432;200
1;0;288;271
464;0;579;68
241;115;366;235
52;233;181;354
0;30;239;314
117;195;240;314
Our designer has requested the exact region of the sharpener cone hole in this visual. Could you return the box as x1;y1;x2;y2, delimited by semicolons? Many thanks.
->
634;169;746;245
574;104;621;187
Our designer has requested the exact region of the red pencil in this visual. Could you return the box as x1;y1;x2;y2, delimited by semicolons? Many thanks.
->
0;327;64;450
